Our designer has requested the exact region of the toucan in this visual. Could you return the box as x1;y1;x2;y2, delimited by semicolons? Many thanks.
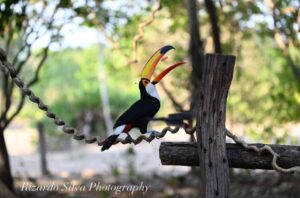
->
101;45;185;151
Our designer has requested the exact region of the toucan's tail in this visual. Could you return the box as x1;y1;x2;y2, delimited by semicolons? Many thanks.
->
101;134;119;151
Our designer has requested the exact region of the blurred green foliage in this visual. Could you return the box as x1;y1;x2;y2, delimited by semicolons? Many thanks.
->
22;45;140;134
2;0;300;143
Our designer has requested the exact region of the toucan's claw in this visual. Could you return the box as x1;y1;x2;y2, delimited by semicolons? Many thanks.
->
143;131;153;137
143;131;160;138
124;135;133;143
152;131;161;138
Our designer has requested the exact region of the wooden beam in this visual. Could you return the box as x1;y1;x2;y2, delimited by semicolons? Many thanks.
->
196;54;235;197
160;142;300;169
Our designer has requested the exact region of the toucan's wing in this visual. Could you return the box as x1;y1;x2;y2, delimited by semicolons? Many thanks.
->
113;100;150;128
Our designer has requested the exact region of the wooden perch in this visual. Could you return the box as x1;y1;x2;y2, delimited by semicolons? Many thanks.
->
160;142;300;169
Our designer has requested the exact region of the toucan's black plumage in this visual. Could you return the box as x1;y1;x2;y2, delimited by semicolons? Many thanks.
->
101;82;160;151
113;81;160;132
101;45;185;151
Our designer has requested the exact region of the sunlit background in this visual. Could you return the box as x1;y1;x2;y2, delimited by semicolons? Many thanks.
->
1;0;300;197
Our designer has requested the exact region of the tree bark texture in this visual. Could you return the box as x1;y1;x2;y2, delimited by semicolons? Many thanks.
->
196;54;235;198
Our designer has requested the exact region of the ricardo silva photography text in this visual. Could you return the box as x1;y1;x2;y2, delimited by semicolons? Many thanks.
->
21;181;149;194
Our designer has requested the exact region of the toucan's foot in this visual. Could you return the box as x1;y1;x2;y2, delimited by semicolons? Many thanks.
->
152;131;160;138
143;131;160;138
124;135;133;143
183;122;192;129
143;131;153;137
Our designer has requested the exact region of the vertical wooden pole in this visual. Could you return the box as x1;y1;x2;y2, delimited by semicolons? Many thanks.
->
37;122;49;177
197;54;235;198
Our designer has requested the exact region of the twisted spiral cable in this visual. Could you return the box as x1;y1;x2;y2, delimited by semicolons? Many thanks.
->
225;129;300;173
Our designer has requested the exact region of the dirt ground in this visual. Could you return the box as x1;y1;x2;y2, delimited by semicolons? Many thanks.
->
13;171;300;198
5;125;300;198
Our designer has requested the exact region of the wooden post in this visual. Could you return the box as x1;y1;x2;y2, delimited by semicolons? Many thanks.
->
37;122;49;177
197;54;235;198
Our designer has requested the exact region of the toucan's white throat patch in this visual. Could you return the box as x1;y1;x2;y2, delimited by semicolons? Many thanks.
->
146;83;160;100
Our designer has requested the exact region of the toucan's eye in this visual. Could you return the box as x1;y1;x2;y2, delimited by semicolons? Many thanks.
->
142;80;149;86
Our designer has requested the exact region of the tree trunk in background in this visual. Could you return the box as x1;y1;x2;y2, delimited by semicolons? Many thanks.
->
98;43;114;135
187;0;205;111
0;180;15;198
187;0;205;173
204;0;222;53
0;129;14;192
37;122;49;177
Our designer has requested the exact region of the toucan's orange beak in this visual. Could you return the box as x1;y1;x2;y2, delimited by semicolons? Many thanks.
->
152;62;185;84
141;45;175;80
